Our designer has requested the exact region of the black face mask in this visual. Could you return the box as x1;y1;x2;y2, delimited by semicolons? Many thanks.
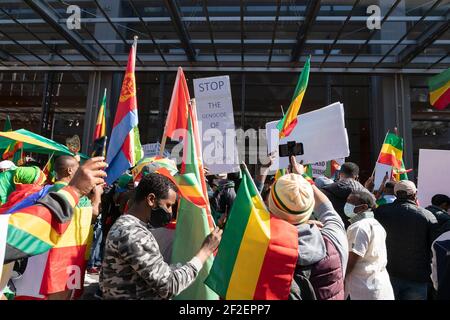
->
149;206;172;228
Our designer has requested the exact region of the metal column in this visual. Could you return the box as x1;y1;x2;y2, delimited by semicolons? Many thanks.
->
241;73;245;129
39;71;55;137
157;73;166;141
370;74;414;179
82;71;102;154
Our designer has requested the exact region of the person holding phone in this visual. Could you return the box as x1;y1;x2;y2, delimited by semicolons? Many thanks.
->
101;173;222;300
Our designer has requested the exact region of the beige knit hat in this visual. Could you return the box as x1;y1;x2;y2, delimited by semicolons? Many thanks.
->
268;173;315;225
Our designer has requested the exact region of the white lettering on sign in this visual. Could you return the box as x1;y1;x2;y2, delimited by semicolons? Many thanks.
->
194;75;239;175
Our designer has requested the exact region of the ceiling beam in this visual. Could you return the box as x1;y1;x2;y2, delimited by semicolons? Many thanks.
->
23;0;98;63
291;0;321;62
128;0;168;66
349;0;402;65
375;0;443;67
93;0;144;66
398;10;450;67
0;65;446;75
164;0;196;62
0;15;447;24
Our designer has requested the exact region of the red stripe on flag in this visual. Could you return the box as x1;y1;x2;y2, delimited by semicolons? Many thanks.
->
121;132;133;164
39;245;88;295
13;205;71;235
279;118;298;138
434;89;450;110
378;152;402;169
253;215;298;300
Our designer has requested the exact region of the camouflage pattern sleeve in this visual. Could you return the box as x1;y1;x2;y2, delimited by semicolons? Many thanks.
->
115;217;201;299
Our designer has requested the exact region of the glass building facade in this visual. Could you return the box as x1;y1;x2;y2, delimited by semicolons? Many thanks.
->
0;1;449;182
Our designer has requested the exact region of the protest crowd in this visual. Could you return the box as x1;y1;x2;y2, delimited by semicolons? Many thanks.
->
1;41;449;302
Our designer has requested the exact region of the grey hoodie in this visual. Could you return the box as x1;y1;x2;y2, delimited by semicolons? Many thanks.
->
295;201;348;276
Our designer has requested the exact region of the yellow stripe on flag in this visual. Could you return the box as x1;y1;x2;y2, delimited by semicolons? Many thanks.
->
226;195;270;299
54;207;93;248
282;90;305;131
0;131;59;151
430;79;450;105
380;143;402;160
178;185;203;199
8;213;57;245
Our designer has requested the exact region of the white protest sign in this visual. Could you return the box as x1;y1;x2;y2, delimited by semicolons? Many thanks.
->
311;161;328;178
417;149;450;208
194;75;239;175
142;143;160;157
373;163;393;191
266;102;350;171
142;142;169;158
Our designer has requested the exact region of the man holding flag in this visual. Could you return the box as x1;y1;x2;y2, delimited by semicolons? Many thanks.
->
100;173;222;300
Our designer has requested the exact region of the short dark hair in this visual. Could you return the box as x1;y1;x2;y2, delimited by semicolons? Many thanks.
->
431;194;450;206
54;155;78;177
340;162;359;178
385;181;395;190
134;173;177;203
351;190;376;210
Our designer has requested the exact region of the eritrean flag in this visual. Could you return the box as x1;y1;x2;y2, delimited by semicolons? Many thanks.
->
205;165;298;300
93;88;107;141
377;133;403;169
106;38;143;185
276;57;310;138
429;68;450;110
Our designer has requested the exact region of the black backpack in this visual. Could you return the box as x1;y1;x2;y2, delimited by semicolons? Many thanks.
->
289;266;317;300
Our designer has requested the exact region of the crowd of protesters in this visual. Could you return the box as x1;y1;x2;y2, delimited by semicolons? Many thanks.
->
0;154;449;300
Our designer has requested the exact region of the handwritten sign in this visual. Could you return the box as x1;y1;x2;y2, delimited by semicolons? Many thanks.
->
194;75;239;174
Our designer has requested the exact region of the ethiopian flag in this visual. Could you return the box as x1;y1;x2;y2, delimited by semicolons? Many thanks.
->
378;133;403;169
429;68;450;110
205;165;298;300
93;89;107;141
276;57;310;138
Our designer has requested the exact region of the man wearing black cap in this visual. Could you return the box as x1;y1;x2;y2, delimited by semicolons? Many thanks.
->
426;194;450;236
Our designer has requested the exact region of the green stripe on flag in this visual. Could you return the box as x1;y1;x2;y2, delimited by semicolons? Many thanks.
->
7;225;52;256
428;68;450;92
276;57;310;132
171;112;218;300
384;133;404;150
205;169;253;297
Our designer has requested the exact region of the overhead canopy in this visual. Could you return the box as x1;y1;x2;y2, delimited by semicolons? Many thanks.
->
0;129;88;159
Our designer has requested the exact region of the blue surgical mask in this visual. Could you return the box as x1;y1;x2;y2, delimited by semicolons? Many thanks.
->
344;202;357;219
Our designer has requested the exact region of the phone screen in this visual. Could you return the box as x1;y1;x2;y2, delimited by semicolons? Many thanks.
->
92;136;108;158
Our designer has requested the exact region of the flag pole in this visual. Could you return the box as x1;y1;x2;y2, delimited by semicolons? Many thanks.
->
160;67;181;156
280;105;285;116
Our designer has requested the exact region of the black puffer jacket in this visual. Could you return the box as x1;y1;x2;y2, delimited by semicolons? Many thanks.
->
426;205;450;236
320;178;367;228
375;199;439;283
